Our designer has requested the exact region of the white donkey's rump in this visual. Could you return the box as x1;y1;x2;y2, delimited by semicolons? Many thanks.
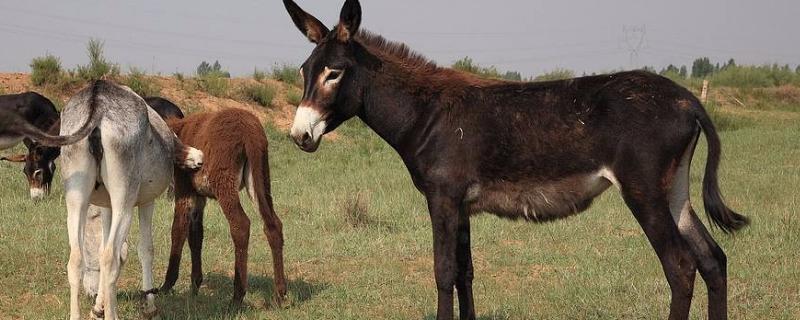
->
58;81;201;320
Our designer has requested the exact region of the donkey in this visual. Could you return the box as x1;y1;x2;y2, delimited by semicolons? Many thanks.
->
283;1;748;319
1;95;185;200
0;92;59;149
34;81;203;320
0;92;61;198
159;108;287;306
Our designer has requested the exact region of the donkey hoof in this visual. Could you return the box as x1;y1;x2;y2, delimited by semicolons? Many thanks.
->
142;306;159;320
90;307;104;319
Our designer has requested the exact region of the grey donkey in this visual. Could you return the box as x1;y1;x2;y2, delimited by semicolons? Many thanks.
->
34;80;202;319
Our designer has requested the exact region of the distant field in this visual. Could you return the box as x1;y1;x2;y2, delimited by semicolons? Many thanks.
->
0;102;798;319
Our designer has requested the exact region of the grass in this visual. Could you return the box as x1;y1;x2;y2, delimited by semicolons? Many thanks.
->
0;91;798;319
286;88;302;106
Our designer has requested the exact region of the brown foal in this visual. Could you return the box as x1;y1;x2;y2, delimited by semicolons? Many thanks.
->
160;108;287;306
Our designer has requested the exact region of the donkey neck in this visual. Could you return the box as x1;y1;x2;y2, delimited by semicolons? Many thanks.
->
357;62;493;153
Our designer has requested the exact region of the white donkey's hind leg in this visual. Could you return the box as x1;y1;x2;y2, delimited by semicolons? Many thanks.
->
95;155;139;320
82;206;104;298
63;162;97;320
138;202;158;318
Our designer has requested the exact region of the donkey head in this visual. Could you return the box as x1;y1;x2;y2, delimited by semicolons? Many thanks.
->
1;139;60;201
284;0;365;152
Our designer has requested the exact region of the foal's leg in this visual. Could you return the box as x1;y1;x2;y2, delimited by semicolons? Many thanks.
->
455;207;475;320
426;193;461;320
188;197;207;294
161;192;198;293
63;165;96;320
246;176;287;303
217;191;251;305
138;202;158;318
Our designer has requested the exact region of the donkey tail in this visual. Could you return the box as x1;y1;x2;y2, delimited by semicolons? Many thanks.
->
12;80;105;147
695;104;749;233
244;130;279;225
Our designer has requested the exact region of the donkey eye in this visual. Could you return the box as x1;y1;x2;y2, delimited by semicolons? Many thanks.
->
326;69;343;82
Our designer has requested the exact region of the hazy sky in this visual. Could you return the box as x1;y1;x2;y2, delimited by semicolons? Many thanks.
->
0;0;797;78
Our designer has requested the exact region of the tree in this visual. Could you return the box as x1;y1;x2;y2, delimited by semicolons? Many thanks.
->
796;65;800;74
197;60;230;78
691;57;714;78
723;58;736;70
660;64;680;75
679;65;688;78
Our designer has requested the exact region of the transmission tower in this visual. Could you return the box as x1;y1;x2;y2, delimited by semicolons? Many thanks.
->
622;25;646;68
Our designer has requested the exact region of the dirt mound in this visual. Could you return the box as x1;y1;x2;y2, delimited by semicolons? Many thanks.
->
0;73;299;132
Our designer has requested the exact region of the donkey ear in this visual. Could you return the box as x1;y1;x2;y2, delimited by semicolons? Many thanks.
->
283;0;330;44
1;154;27;163
335;0;362;42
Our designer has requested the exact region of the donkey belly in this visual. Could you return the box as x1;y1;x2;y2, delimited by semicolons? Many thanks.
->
0;135;23;150
89;174;171;208
467;168;616;222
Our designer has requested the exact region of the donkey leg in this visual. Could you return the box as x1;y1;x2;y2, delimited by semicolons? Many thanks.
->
668;136;729;320
246;179;287;303
98;177;138;320
619;187;697;320
455;209;475;320
63;169;95;320
675;207;729;320
218;193;251;306
426;193;460;320
138;202;158;318
187;196;207;294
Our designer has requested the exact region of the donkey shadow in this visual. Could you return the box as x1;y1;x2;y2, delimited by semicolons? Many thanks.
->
120;274;327;319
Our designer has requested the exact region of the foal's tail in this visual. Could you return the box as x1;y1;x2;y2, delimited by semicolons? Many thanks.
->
9;80;105;147
244;129;280;227
694;104;749;233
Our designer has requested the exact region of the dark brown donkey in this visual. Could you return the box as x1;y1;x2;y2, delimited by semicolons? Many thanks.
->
160;108;287;306
283;1;748;319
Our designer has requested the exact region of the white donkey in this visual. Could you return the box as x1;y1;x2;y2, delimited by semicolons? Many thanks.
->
50;80;202;319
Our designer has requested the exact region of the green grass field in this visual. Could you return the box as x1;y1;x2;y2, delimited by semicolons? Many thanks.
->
0;106;798;319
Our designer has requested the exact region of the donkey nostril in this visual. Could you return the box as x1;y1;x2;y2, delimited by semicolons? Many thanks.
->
301;132;311;144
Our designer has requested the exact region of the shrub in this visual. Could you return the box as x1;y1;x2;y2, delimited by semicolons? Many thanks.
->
76;39;119;81
122;67;161;97
30;54;63;86
253;68;268;82
533;68;575;82
452;57;523;81
173;72;184;82
271;64;302;87
0;85;5;95
196;74;229;97
286;88;303;106
240;82;276;107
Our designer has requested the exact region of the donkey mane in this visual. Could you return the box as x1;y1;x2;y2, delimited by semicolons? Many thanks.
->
355;30;502;87
355;30;438;71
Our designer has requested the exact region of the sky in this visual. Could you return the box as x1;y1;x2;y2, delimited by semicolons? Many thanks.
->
0;0;797;78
